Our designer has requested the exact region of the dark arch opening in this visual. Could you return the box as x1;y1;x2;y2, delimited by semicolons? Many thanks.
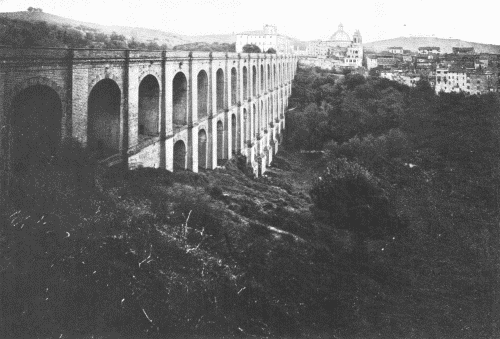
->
271;95;275;121
253;103;257;137
267;99;271;127
138;75;159;139
242;66;248;100
11;84;62;173
173;140;186;171
88;79;121;159
243;108;248;144
273;64;276;88
252;65;257;96
267;64;271;89
198;129;207;169
216;69;224;112
260;101;264;130
173;72;188;127
197;70;208;120
260;64;264;92
231;114;237;154
216;120;224;164
231;67;237;106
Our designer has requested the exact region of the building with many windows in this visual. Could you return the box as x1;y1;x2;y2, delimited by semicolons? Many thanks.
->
435;66;498;94
236;25;293;54
388;47;404;54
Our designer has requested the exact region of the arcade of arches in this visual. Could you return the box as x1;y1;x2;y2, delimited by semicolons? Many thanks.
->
1;50;297;194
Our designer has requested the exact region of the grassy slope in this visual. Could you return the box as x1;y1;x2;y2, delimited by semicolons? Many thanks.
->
0;11;237;47
0;148;494;338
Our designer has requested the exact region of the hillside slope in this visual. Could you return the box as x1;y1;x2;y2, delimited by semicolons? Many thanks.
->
0;11;239;47
364;36;500;54
0;11;188;47
1;148;363;338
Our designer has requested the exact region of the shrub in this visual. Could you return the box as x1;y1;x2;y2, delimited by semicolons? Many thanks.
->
242;44;261;53
310;158;406;240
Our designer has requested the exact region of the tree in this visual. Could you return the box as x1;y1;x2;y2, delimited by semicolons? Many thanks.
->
342;68;352;76
368;66;382;77
310;158;406;243
266;47;276;54
242;44;261;53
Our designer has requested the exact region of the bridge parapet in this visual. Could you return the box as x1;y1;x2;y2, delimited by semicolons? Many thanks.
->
190;51;212;59
0;47;296;62
211;52;228;59
0;46;70;60
73;49;128;59
129;50;163;59
165;51;192;59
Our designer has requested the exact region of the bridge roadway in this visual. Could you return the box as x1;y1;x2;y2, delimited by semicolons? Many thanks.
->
0;47;297;195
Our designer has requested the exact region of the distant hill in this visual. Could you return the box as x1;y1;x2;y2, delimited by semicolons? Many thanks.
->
0;11;239;48
363;36;500;54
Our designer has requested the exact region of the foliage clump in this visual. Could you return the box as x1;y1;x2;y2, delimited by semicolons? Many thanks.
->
0;17;169;49
242;44;261;53
310;158;406;240
173;41;235;52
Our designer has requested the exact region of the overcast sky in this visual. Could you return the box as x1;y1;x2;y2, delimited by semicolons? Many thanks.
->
1;0;498;44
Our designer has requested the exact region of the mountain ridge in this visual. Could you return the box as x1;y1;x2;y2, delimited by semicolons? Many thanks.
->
363;36;500;54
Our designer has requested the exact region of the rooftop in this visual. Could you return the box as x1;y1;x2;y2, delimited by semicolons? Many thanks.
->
418;47;441;50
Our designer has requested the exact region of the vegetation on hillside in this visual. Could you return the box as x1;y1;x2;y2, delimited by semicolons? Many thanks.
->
173;42;235;52
288;65;499;337
1;141;389;338
0;17;169;49
0;15;238;52
242;44;261;53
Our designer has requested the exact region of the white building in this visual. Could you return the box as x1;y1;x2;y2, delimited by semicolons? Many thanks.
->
435;68;469;93
381;71;420;87
388;47;403;54
366;55;378;70
236;25;293;54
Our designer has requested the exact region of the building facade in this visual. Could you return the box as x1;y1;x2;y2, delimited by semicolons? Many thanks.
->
435;66;498;94
236;25;293;54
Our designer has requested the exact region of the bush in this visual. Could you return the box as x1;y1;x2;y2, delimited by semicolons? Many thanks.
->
242;44;261;53
310;158;406;240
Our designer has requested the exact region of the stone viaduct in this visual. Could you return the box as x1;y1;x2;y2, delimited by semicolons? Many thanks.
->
0;47;297;196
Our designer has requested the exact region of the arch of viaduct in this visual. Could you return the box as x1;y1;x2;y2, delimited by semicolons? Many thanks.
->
0;47;297;194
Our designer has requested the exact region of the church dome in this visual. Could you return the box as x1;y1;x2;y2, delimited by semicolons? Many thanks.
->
330;23;351;42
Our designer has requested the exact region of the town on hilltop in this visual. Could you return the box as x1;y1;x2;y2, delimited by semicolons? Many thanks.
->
243;22;497;95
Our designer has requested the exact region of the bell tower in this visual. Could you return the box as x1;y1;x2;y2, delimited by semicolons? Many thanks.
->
353;29;362;45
